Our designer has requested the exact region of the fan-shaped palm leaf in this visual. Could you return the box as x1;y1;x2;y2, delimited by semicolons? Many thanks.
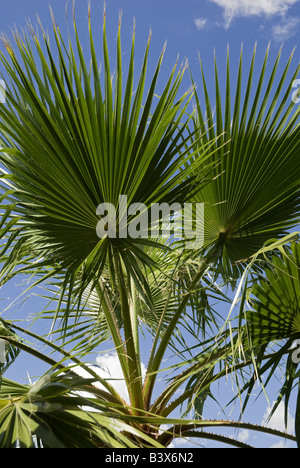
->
189;46;300;275
230;241;300;441
247;241;300;346
0;372;164;448
0;7;215;304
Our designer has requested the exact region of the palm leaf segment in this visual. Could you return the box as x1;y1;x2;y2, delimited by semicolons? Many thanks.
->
247;241;300;347
0;373;162;448
190;46;300;273
0;9;210;292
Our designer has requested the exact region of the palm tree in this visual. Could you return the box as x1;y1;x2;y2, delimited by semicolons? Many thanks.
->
0;5;300;448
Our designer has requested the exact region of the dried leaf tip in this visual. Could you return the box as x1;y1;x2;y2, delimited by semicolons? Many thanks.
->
1;34;12;54
36;14;46;37
49;6;59;30
27;22;37;41
12;23;25;43
118;11;123;28
183;57;189;72
65;0;69;22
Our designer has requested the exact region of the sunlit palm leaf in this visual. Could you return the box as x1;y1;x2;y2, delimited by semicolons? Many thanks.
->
189;46;300;275
0;7;213;306
0;373;163;448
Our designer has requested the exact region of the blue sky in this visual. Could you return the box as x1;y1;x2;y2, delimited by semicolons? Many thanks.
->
1;0;300;86
0;0;300;449
1;0;300;112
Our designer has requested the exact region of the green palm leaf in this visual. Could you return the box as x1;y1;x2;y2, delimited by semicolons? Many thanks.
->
247;241;300;346
0;373;162;448
231;241;300;441
38;248;220;355
0;7;212;304
0;319;20;382
189;46;300;275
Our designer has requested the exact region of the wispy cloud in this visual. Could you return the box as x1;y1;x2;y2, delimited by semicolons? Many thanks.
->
271;16;300;41
209;0;300;29
194;17;208;30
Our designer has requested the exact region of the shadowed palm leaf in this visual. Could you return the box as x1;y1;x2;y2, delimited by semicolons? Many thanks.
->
247;241;300;346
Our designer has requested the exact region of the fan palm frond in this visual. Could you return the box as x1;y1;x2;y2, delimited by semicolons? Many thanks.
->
0;7;216;307
247;241;300;346
0;372;164;448
189;46;300;276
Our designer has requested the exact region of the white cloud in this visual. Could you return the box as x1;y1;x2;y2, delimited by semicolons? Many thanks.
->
238;429;250;443
172;436;199;448
74;352;146;404
194;17;208;30
271;16;300;41
95;353;130;402
95;352;147;403
261;401;295;436
209;0;300;28
270;440;291;448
